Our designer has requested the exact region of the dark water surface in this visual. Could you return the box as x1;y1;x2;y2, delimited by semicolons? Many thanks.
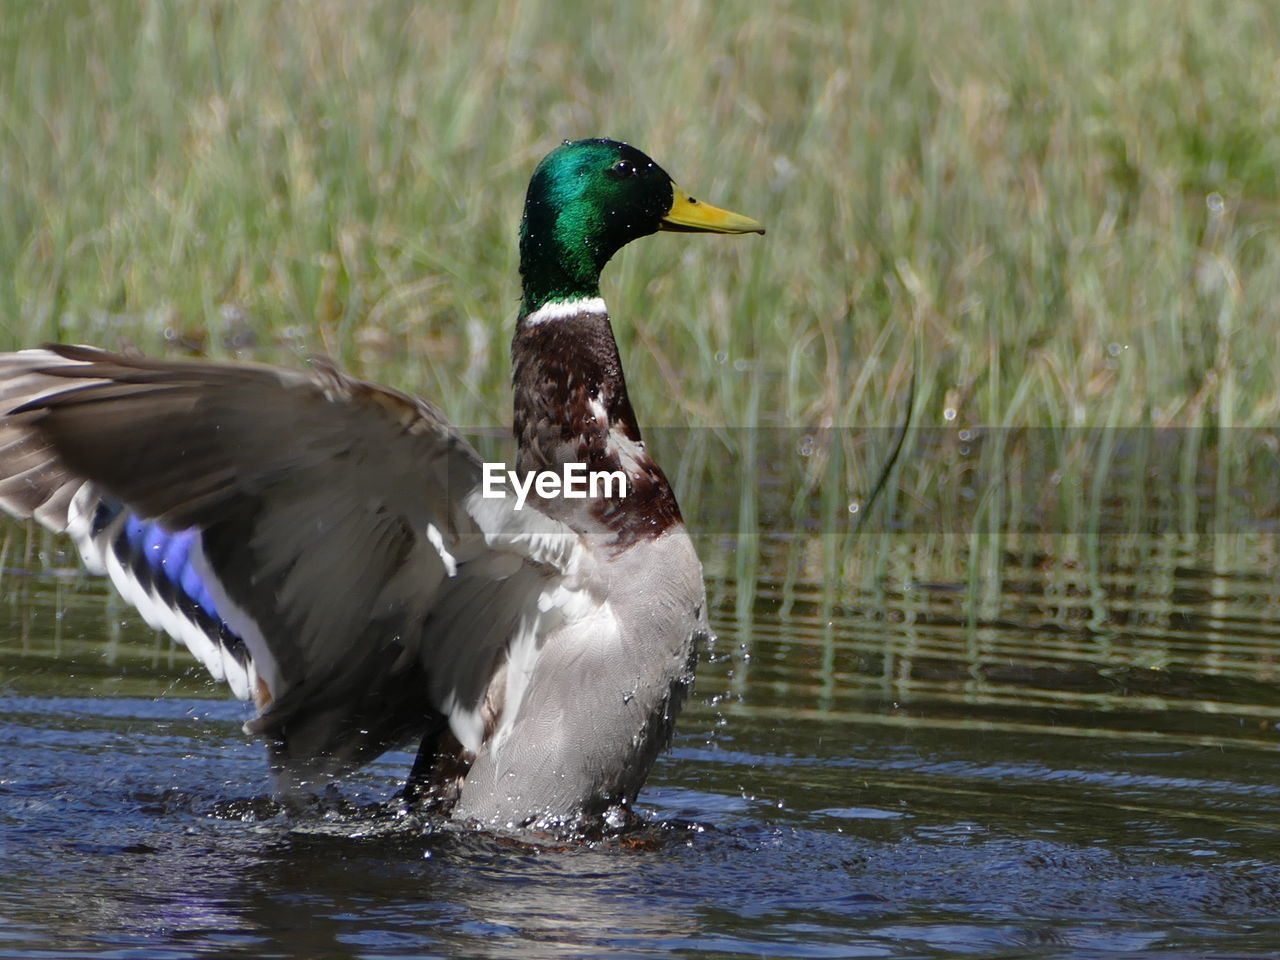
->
4;528;1280;958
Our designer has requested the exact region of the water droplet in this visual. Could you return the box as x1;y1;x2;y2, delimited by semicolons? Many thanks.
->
847;502;860;515
1206;192;1225;215
943;407;957;422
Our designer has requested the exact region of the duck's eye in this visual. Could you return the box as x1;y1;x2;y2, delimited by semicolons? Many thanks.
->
608;159;637;179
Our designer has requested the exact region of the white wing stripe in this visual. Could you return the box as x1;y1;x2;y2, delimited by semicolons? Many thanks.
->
188;537;282;703
62;488;276;704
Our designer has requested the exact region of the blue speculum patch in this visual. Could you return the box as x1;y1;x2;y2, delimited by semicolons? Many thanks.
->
122;515;222;623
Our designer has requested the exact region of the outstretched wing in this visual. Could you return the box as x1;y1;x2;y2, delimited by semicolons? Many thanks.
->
0;345;571;779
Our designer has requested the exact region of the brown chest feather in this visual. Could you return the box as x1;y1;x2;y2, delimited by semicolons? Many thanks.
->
511;314;682;544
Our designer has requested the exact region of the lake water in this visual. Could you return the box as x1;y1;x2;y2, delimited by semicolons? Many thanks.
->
3;521;1280;958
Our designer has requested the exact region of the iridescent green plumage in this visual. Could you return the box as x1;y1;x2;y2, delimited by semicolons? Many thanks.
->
518;138;764;315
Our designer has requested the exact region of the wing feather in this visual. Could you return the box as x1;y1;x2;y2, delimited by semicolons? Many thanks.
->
0;345;579;781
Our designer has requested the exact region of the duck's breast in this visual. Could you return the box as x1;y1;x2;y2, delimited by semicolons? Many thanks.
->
452;526;708;829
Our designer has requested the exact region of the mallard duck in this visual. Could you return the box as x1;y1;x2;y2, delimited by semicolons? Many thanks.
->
0;138;763;831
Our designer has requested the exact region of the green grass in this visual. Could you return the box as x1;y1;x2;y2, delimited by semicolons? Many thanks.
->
2;0;1279;567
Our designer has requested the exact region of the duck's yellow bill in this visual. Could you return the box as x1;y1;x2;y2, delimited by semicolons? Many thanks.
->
660;185;765;235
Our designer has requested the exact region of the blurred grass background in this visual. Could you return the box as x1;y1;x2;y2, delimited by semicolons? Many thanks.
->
1;0;1279;548
4;0;1280;710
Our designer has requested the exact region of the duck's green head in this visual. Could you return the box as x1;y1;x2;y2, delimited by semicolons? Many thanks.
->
519;138;764;314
